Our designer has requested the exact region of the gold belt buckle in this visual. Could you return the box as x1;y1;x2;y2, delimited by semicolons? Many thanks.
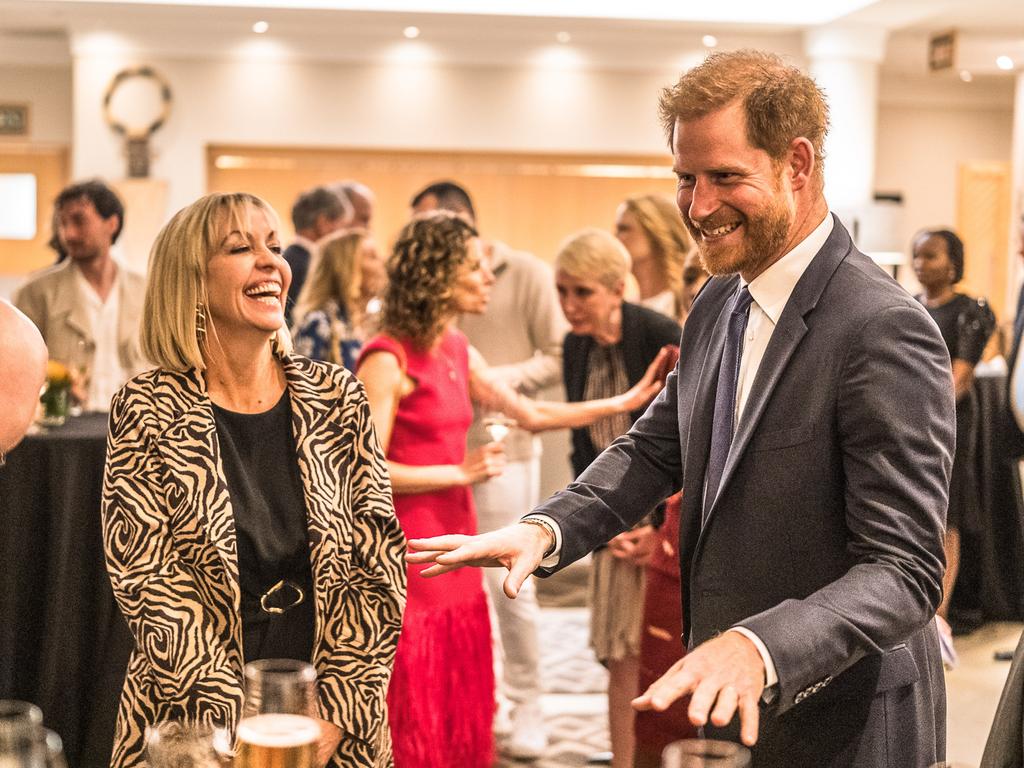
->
259;579;305;615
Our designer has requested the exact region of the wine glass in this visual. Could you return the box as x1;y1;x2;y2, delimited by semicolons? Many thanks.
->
236;659;320;768
145;721;231;768
0;700;63;767
662;739;752;767
482;411;515;443
67;338;93;416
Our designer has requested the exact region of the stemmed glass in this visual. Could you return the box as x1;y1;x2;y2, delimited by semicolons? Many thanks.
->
235;659;320;768
662;739;752;767
67;338;93;416
482;411;515;443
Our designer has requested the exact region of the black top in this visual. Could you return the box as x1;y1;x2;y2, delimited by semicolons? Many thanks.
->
563;301;682;479
921;292;995;366
212;389;314;663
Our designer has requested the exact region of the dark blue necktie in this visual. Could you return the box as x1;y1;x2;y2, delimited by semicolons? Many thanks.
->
703;285;754;522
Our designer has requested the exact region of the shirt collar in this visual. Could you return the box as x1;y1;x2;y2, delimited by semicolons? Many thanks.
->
744;212;833;325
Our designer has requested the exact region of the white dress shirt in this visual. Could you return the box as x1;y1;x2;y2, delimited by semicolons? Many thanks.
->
75;264;129;412
530;212;835;689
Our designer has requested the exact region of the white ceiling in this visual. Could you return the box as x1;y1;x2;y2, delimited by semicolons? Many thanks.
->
0;0;1022;79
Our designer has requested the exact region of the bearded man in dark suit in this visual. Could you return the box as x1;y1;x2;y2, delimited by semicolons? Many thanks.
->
409;50;954;768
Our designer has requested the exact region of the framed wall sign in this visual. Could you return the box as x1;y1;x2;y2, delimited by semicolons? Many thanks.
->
0;104;29;136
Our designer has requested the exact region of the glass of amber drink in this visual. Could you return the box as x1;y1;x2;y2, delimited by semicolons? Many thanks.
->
236;660;320;768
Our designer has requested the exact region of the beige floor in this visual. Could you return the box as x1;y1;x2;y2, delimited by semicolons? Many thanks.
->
946;621;1021;767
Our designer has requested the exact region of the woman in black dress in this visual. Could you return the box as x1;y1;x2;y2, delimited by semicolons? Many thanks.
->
912;228;995;661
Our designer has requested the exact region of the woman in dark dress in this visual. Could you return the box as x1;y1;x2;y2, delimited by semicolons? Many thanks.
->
912;228;995;664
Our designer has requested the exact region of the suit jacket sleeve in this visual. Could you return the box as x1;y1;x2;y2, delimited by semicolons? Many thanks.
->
535;358;684;567
739;303;951;714
101;384;242;712
316;380;406;762
12;281;47;340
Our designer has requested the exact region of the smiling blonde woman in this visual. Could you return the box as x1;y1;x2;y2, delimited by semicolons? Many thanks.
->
102;192;405;768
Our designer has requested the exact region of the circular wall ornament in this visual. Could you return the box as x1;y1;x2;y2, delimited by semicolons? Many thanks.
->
102;66;173;178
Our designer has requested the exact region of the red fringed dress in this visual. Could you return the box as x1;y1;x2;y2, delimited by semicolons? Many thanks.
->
360;330;494;768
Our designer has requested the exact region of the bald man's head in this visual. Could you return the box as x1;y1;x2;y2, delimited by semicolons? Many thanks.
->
0;301;47;457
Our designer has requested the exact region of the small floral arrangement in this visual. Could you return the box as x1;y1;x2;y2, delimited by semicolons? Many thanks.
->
40;360;72;424
46;360;71;385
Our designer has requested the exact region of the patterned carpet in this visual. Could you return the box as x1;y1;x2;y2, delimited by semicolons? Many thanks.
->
493;558;614;767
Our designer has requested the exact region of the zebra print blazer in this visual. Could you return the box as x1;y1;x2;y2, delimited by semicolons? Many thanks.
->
101;354;406;767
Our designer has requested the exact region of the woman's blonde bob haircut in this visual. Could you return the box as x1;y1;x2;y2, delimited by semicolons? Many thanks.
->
554;228;632;291
141;192;292;371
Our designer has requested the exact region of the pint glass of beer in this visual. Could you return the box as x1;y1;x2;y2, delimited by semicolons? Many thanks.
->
236;660;320;768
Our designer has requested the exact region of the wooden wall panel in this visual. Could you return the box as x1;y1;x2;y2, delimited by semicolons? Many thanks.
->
206;145;677;262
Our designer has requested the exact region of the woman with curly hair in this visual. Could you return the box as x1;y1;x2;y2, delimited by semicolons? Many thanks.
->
291;229;384;370
357;212;670;768
614;193;694;321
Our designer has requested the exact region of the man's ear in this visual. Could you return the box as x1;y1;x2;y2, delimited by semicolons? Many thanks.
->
105;214;121;243
787;137;815;191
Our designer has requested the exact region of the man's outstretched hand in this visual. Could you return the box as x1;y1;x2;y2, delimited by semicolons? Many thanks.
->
406;521;554;599
632;631;766;747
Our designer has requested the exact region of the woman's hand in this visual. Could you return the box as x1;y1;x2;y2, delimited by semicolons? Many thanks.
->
608;525;657;567
314;719;342;768
458;442;506;485
618;345;678;413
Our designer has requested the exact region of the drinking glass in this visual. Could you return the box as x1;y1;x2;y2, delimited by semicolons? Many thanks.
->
67;338;93;416
482;411;515;443
236;659;320;768
0;701;64;768
145;721;230;768
662;738;752;767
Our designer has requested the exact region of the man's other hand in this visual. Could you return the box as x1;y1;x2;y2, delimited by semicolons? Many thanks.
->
407;521;554;598
632;631;766;746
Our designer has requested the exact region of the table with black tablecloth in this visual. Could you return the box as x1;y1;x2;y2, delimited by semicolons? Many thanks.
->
0;413;132;768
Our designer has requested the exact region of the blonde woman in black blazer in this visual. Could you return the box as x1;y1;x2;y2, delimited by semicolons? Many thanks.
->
101;192;405;768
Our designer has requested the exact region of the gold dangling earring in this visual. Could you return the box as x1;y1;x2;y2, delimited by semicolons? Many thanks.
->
195;303;207;339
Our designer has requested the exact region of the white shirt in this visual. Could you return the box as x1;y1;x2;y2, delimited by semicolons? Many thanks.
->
531;212;835;689
74;264;129;412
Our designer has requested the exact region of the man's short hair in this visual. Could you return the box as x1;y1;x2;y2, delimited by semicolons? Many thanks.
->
659;50;830;177
290;186;346;232
55;179;125;244
410;181;477;223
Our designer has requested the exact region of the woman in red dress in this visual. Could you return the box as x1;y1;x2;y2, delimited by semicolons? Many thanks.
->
357;212;670;768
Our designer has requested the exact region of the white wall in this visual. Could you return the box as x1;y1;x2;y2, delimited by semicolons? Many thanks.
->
70;52;688;219
874;98;1014;262
0;64;71;145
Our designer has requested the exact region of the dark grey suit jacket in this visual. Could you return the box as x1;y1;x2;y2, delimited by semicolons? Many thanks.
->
535;217;954;767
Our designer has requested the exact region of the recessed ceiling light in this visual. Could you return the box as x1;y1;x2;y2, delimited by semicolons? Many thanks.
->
252;20;269;34
997;55;1014;70
959;70;973;82
556;31;572;44
403;25;420;39
702;34;718;48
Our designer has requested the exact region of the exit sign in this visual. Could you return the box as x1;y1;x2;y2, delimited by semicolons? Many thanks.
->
0;105;29;136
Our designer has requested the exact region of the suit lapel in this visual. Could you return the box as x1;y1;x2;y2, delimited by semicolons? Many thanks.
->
51;264;93;344
703;215;854;526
